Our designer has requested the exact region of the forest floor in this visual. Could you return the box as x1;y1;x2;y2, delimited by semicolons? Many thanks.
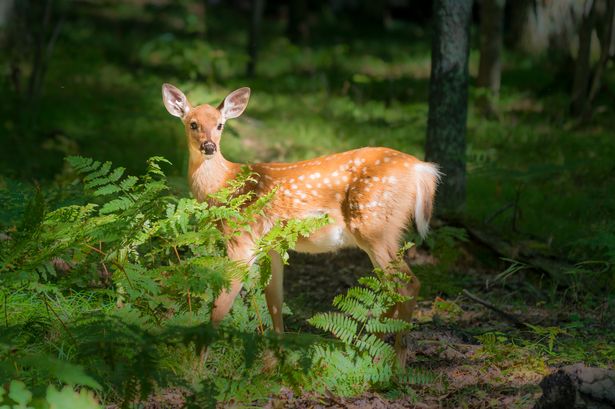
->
120;236;614;409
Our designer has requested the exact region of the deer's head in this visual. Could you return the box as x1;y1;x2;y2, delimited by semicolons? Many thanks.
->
162;84;251;159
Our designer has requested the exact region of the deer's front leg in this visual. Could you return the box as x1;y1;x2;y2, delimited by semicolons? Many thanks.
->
211;241;254;325
264;250;284;333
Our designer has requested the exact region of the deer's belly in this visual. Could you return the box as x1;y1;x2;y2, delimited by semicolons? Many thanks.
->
294;224;356;254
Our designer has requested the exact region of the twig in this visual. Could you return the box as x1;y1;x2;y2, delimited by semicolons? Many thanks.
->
84;243;105;256
462;289;526;328
84;242;134;289
41;294;77;344
484;202;513;225
252;296;265;335
173;246;192;313
3;290;8;328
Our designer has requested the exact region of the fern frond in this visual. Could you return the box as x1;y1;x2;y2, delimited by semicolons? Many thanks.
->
354;333;395;360
332;294;371;321
83;161;112;183
365;318;412;334
100;197;134;215
66;156;100;174
308;312;357;344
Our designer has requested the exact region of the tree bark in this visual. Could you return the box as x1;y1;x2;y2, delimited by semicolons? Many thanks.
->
246;0;266;77
0;0;14;27
505;0;532;49
477;0;505;117
425;0;473;214
584;0;615;119
571;0;597;116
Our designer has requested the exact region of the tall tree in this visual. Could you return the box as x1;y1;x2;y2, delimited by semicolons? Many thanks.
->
246;0;266;77
571;0;597;116
477;0;505;117
425;0;473;214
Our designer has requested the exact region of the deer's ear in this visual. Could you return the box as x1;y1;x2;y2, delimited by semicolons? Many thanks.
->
162;83;191;118
217;87;251;122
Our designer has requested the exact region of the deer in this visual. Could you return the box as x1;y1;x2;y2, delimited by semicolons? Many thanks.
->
162;84;441;360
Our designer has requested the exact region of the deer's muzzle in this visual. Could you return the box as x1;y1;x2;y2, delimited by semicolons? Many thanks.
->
200;141;217;156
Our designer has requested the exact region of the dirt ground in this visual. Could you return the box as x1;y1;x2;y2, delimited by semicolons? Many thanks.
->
218;244;540;409
119;242;613;409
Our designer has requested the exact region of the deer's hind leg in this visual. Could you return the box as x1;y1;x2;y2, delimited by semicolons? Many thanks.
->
353;226;420;365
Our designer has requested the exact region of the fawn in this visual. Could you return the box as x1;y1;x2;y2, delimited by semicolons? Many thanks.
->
162;84;440;356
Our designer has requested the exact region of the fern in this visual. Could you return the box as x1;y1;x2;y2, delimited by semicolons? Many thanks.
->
1;156;306;407
307;255;417;395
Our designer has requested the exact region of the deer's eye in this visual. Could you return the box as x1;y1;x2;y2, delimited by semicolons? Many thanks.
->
190;122;198;130
217;123;223;131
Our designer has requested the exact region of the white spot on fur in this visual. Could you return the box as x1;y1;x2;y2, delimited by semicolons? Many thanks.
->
384;157;391;163
291;184;298;189
310;172;321;179
375;159;381;165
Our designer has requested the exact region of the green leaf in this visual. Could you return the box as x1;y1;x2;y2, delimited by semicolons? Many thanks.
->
21;355;102;390
8;381;32;407
46;386;101;409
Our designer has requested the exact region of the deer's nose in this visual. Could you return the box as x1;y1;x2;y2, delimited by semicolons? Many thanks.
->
200;141;217;156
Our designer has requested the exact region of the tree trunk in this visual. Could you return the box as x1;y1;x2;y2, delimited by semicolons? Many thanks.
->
571;0;597;116
246;0;266;77
584;0;615;119
505;0;532;49
425;0;473;214
477;0;505;117
0;0;14;27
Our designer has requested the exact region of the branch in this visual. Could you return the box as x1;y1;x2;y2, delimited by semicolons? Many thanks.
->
462;289;526;328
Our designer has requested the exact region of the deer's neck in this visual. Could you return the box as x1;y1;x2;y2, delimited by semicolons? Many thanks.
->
189;150;240;202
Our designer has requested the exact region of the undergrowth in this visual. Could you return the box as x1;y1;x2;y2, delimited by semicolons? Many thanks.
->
0;156;425;407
